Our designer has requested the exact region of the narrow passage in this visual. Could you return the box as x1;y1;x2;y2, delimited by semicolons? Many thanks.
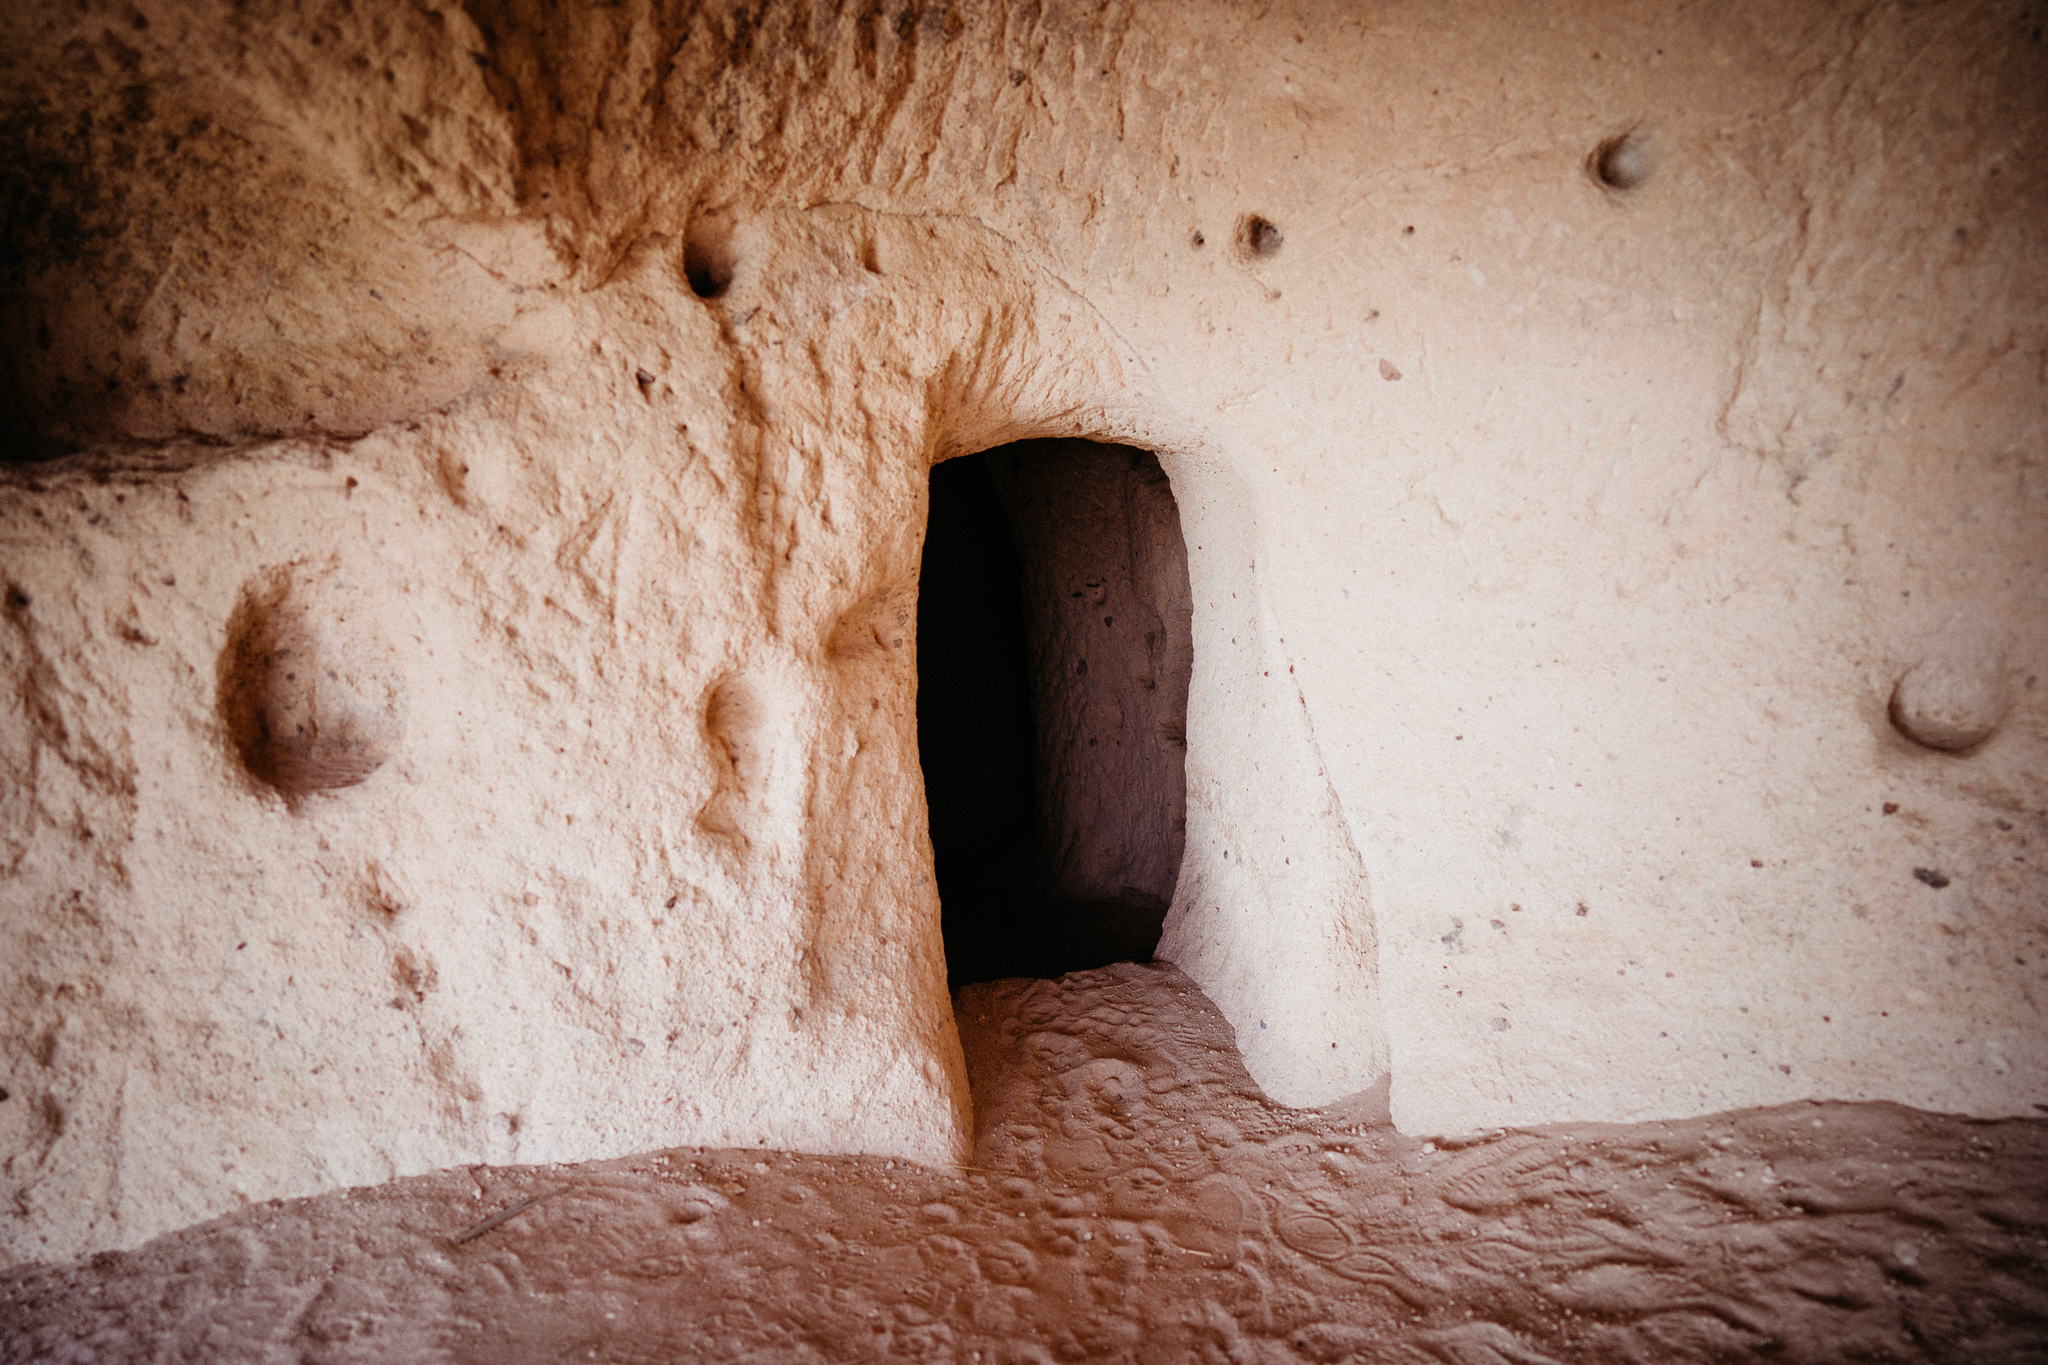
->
917;440;1194;988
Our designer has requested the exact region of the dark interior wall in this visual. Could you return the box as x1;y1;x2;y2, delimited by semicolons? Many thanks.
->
985;441;1193;908
918;441;1194;988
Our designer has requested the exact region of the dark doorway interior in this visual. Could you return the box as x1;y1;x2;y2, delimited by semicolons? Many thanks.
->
917;453;1040;986
918;440;1194;989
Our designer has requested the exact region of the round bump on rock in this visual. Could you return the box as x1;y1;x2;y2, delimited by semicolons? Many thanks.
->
1591;131;1651;190
1889;656;2008;753
220;568;406;794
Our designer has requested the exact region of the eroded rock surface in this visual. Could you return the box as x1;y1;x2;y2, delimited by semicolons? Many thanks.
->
2;0;2045;1264
5;965;2044;1364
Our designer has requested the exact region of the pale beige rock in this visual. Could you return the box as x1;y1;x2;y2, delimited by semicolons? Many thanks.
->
1;0;2043;1266
0;219;1150;1264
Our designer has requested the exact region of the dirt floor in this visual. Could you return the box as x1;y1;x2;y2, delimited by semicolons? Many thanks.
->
5;962;2046;1363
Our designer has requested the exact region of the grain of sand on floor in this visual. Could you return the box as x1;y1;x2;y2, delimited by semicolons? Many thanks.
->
5;962;2046;1363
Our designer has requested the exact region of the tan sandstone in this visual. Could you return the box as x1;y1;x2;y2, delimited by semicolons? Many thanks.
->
0;0;2042;1266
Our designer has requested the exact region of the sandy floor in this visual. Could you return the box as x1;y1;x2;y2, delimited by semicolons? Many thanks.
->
5;962;2046;1363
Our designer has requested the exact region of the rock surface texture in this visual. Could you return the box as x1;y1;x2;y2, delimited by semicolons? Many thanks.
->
4;964;2044;1362
1;0;2044;1265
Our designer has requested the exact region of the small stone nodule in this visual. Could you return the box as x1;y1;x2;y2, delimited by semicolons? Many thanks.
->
1889;656;2008;753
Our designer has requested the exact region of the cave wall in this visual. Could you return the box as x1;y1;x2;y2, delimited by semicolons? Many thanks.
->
986;440;1194;913
1;0;2043;1264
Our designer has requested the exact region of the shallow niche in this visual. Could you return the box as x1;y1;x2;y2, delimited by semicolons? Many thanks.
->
917;440;1194;989
218;563;407;799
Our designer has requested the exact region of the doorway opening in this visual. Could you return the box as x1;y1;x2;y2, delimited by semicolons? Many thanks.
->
917;439;1194;989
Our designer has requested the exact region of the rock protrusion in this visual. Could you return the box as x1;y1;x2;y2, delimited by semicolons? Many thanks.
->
1889;655;2009;753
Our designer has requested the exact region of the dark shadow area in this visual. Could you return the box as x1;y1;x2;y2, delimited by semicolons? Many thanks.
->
917;453;1040;987
918;441;1193;989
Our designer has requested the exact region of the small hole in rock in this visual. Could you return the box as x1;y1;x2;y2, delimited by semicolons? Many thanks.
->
1593;131;1651;190
683;214;739;299
1237;215;1284;259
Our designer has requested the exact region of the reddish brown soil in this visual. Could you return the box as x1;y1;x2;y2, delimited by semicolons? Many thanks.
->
5;962;2045;1363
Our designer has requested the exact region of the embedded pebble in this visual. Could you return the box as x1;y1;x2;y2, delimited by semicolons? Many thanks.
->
1890;655;2009;751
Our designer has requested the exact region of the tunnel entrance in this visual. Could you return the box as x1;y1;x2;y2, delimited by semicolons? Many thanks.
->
917;439;1194;989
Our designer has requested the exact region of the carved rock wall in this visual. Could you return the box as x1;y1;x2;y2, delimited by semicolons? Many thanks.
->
1;0;2042;1264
